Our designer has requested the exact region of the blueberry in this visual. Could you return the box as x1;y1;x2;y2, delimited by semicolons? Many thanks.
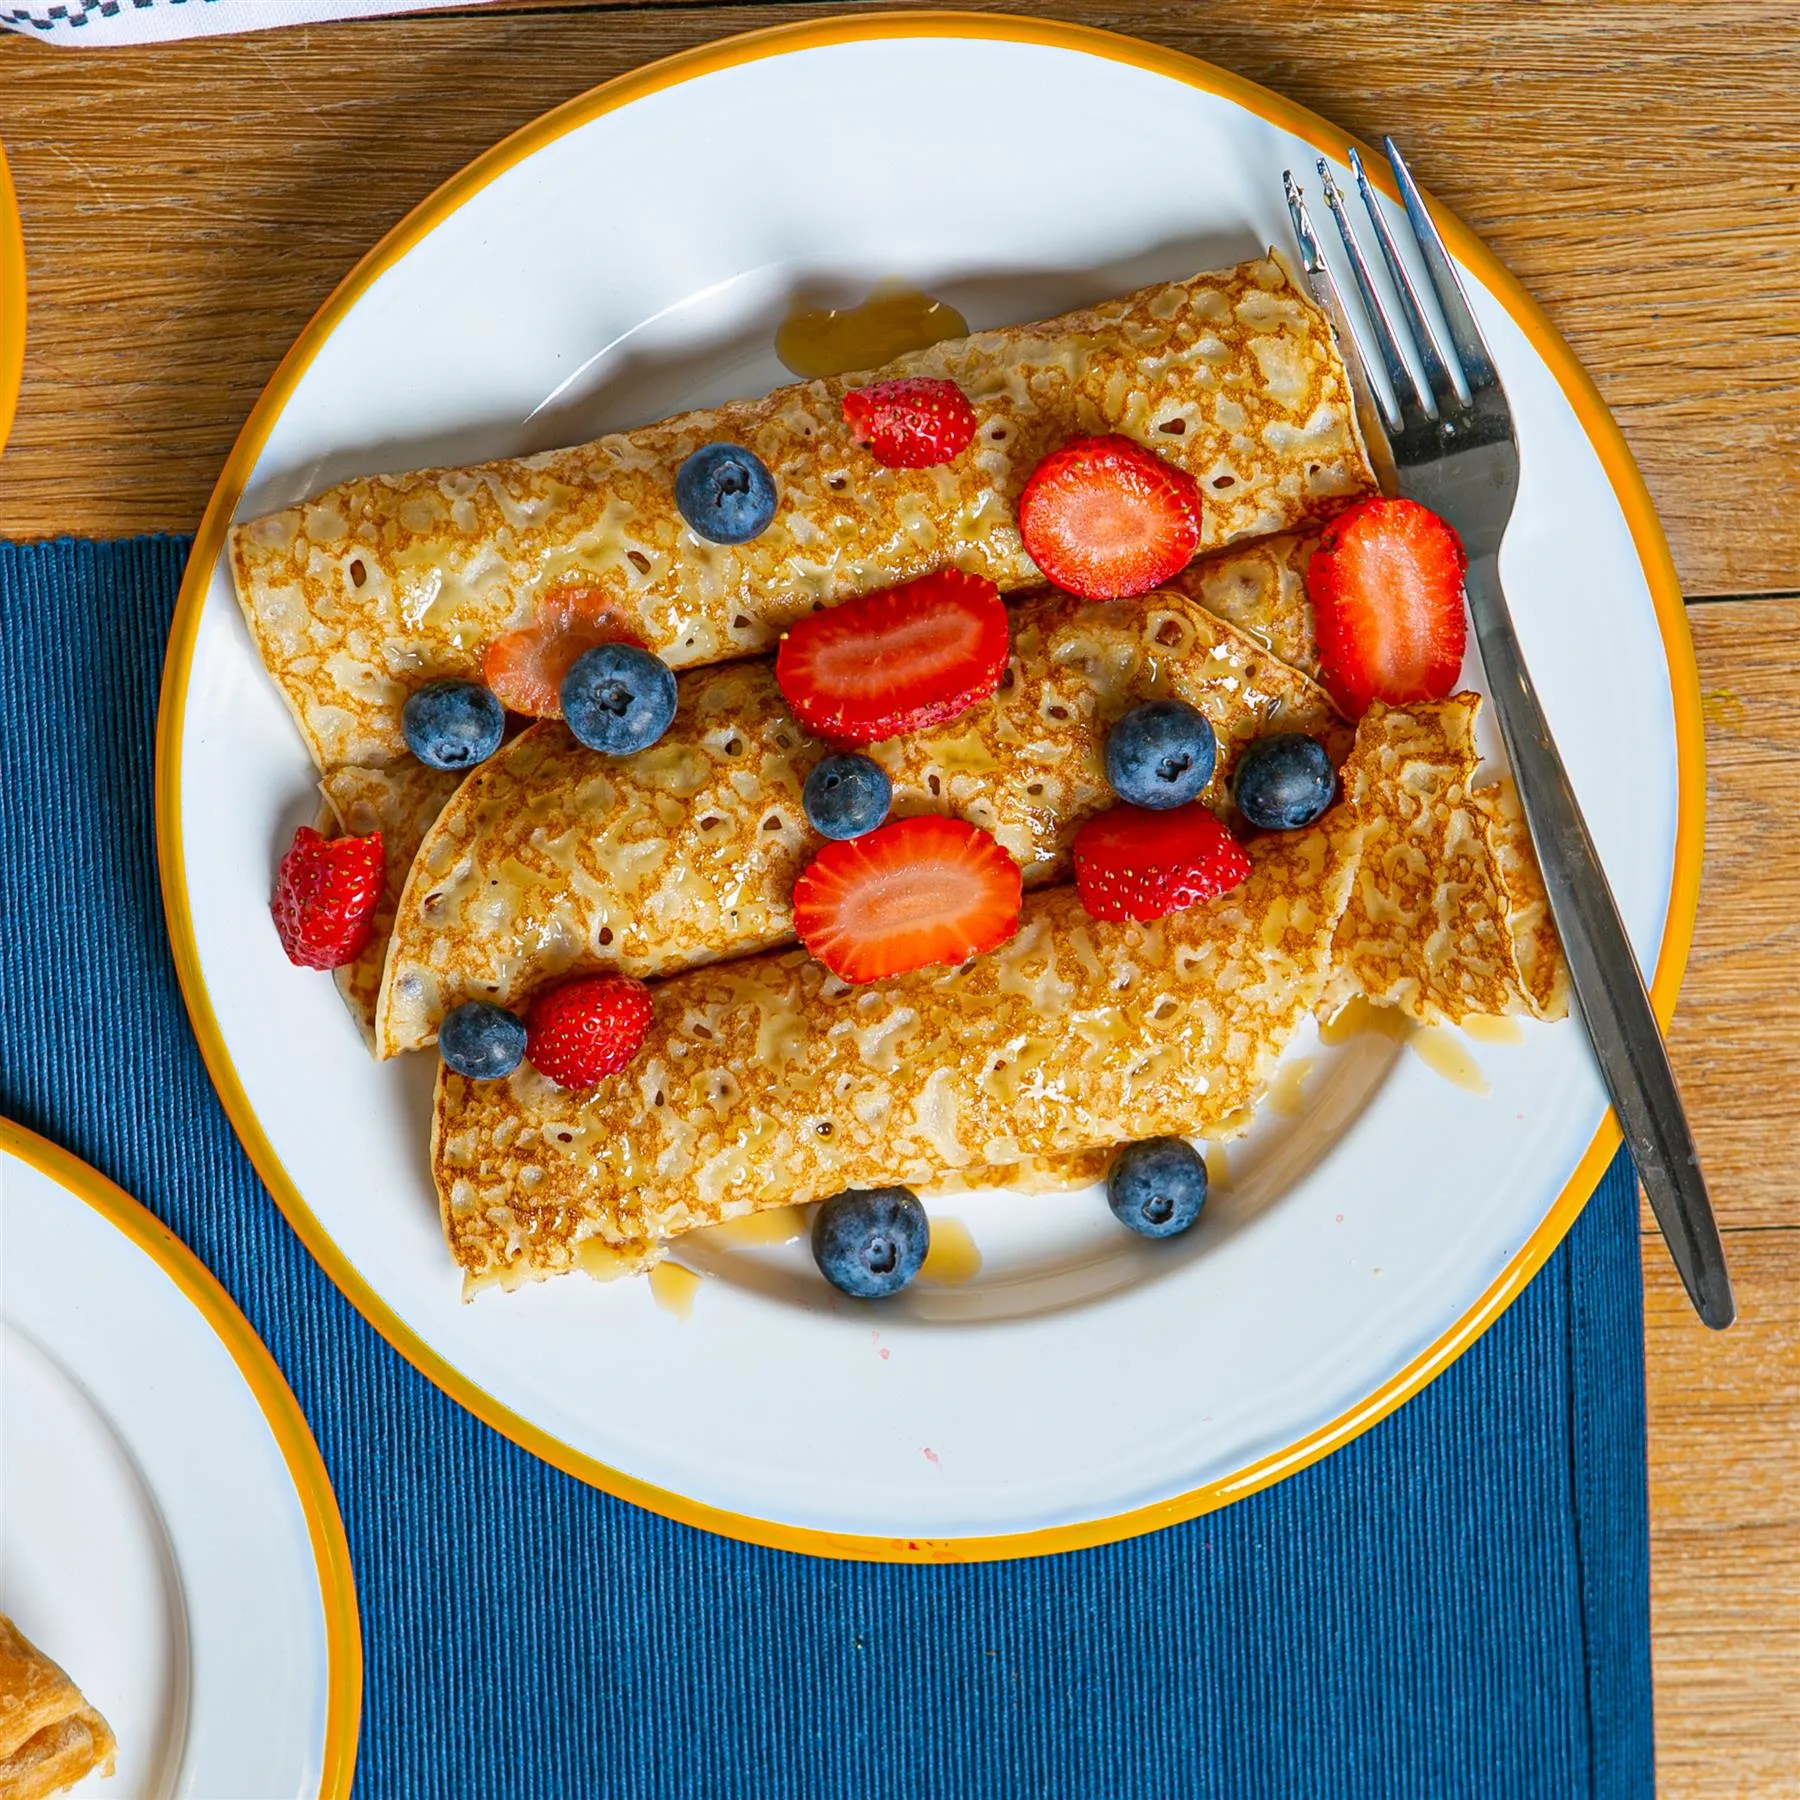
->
401;678;505;771
1106;1137;1208;1239
1232;733;1336;830
1104;700;1217;809
438;1000;527;1080
560;644;678;755
674;442;778;545
811;1187;930;1299
803;753;892;841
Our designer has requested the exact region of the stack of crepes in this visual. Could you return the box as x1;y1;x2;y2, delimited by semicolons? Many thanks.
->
229;252;1566;1296
0;1616;115;1800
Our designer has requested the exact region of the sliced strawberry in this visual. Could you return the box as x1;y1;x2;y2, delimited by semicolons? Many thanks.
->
1307;497;1468;718
1017;434;1202;601
483;583;648;719
271;825;384;970
776;570;1008;745
525;974;654;1089
842;377;979;469
1072;803;1250;923
793;815;1022;983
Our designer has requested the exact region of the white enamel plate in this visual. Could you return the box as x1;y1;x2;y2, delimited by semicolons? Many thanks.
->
157;16;1701;1559
0;1123;359;1794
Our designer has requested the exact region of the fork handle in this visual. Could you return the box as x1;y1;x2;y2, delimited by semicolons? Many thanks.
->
1465;554;1733;1328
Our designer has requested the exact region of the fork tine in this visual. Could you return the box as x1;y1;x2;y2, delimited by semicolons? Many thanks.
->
1382;137;1497;392
1283;170;1403;435
1347;147;1467;411
1316;158;1437;424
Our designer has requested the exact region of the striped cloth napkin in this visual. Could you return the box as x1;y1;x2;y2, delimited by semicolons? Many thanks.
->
2;0;495;43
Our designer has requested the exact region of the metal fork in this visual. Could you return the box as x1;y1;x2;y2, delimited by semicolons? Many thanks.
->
1285;141;1733;1329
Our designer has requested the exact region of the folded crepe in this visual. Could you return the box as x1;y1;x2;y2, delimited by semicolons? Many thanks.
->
1178;525;1321;679
942;694;1571;1203
375;571;1343;1057
435;809;1365;1292
431;698;1568;1292
1324;695;1567;1024
0;1617;115;1800
231;255;1375;772
318;761;464;1049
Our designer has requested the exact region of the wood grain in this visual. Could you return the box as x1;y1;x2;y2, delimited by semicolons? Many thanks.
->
1;0;1799;591
1;11;1797;1795
1645;1229;1800;1800
1646;598;1800;1795
1669;602;1800;1234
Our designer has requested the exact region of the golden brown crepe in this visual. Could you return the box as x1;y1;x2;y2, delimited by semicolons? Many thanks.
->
1323;695;1568;1024
1175;526;1321;679
231;256;1375;771
317;761;466;1046
375;577;1342;1057
434;812;1365;1292
0;1617;115;1800
429;699;1568;1292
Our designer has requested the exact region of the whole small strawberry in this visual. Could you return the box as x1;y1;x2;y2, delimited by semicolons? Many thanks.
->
842;377;978;469
1072;803;1250;923
271;826;385;970
525;975;654;1089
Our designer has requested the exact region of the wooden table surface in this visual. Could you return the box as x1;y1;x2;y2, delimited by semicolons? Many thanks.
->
2;4;1795;1791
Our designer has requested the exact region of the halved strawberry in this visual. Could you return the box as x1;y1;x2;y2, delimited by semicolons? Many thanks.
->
1307;497;1468;718
793;815;1022;983
776;570;1008;745
1017;434;1202;601
843;377;978;468
1072;803;1250;923
483;583;648;719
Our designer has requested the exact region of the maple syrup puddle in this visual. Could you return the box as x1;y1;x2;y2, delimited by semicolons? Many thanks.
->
693;1205;808;1249
1318;995;1493;1095
648;1261;702;1319
918;1216;981;1286
1266;1056;1315;1118
776;280;969;379
1461;1014;1525;1046
1409;1029;1491;1095
1317;995;1414;1047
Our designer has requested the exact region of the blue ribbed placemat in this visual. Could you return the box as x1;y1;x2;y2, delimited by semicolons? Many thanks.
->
0;535;1653;1800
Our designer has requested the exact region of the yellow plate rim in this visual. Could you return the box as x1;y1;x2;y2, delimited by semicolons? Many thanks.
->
0;138;26;459
153;10;1703;1564
0;1116;362;1792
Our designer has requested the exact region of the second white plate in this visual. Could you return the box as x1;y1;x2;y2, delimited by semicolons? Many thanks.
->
0;1122;359;1796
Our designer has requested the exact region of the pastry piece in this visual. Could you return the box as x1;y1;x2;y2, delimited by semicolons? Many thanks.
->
1323;694;1569;1024
433;813;1365;1293
375;581;1341;1057
1173;527;1320;678
317;760;467;1044
0;1616;116;1800
231;255;1375;771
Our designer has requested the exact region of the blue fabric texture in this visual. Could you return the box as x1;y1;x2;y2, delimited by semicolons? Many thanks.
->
0;535;1654;1799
